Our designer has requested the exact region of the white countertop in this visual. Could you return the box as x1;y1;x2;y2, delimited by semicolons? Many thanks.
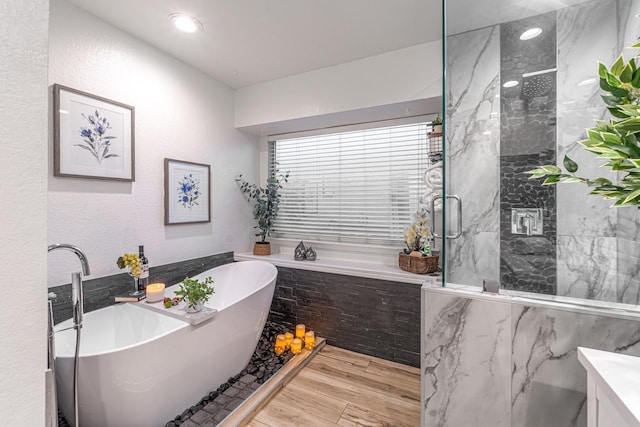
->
578;347;640;426
235;252;440;285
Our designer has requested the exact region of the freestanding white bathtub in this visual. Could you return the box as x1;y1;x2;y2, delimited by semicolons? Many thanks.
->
54;260;277;427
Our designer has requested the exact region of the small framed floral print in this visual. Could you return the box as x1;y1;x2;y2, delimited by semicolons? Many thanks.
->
164;158;211;225
53;84;135;181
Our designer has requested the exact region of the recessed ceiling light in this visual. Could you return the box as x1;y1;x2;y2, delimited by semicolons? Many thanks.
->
520;28;542;40
503;80;519;88
169;13;203;33
577;78;597;87
483;131;492;135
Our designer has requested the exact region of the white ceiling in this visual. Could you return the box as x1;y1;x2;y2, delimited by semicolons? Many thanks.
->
66;0;442;89
65;0;601;90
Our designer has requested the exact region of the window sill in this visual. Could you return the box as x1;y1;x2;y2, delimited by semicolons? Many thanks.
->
234;252;440;285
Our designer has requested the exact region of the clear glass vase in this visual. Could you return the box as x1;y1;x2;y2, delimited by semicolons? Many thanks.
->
185;299;204;313
129;274;144;296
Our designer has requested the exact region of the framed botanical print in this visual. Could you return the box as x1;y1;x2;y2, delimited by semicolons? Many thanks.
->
53;84;135;181
164;158;211;225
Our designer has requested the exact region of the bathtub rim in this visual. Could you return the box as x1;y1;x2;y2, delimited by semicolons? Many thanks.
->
166;260;278;311
54;260;277;358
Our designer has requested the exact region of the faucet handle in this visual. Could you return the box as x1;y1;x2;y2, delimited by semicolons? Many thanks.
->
71;272;83;329
511;208;543;236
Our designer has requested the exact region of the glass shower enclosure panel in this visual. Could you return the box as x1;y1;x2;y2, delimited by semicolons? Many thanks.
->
443;0;640;305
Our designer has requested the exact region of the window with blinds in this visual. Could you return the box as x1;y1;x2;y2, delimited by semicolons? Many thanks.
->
269;121;430;245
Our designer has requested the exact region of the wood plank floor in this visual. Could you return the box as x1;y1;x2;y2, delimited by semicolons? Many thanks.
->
245;345;421;427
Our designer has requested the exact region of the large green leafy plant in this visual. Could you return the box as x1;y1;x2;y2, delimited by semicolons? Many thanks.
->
529;44;640;206
236;171;289;242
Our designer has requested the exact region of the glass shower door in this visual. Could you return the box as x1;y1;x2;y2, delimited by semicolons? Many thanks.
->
441;6;503;290
442;0;640;306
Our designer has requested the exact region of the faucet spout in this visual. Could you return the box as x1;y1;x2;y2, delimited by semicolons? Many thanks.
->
48;243;90;330
48;243;91;276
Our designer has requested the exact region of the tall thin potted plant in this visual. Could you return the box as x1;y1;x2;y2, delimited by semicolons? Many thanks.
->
236;171;289;255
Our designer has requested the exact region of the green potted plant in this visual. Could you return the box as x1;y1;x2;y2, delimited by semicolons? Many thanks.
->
174;276;215;313
528;44;640;206
236;171;289;255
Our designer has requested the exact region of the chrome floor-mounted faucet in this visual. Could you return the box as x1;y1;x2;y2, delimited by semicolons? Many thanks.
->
48;243;90;427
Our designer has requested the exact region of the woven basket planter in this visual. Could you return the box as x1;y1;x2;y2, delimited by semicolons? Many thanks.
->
398;252;439;274
253;242;271;256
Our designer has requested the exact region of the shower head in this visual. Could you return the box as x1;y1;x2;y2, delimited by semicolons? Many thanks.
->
521;68;555;100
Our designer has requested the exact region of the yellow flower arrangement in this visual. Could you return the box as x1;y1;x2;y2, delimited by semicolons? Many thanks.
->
403;209;432;256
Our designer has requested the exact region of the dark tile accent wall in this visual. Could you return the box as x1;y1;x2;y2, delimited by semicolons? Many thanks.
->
267;267;421;367
500;12;557;294
49;252;234;325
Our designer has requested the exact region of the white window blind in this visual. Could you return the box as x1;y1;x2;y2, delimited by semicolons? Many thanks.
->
269;121;430;245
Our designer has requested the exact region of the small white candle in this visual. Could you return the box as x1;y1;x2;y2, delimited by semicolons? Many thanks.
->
146;283;165;303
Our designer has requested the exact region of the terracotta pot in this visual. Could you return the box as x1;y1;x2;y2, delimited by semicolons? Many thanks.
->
253;242;271;256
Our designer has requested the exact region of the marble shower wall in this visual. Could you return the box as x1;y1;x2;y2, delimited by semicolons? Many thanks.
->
445;26;500;287
556;0;619;302
446;0;640;304
500;12;557;295
422;287;640;427
555;0;640;304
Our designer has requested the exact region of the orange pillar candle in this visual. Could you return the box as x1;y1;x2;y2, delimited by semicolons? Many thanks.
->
295;324;306;339
304;331;315;350
284;332;294;349
291;338;302;355
274;334;286;355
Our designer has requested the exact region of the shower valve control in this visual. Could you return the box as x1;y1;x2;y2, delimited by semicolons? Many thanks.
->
511;208;543;236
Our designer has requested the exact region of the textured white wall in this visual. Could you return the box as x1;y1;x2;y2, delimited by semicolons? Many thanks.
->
0;0;49;424
48;0;259;285
234;41;442;131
